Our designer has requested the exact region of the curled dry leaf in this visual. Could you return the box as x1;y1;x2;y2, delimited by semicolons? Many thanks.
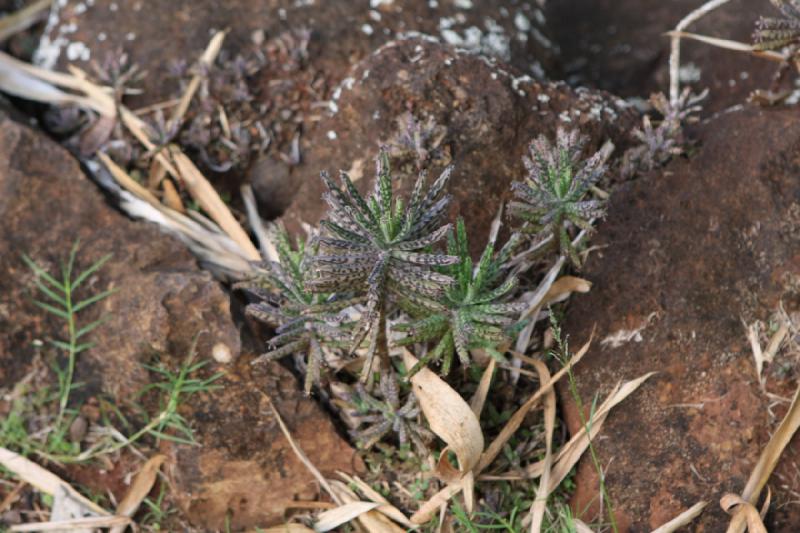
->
336;472;413;528
329;480;406;533
721;494;767;533
542;276;592;306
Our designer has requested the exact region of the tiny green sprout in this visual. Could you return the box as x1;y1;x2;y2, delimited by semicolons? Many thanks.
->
244;225;355;394
307;147;459;381
754;0;800;52
508;128;611;268
395;218;526;377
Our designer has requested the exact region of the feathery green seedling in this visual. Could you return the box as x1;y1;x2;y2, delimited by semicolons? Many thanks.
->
508;129;611;268
22;241;115;430
754;0;800;52
347;371;434;454
395;219;525;377
308;147;458;381
244;225;354;394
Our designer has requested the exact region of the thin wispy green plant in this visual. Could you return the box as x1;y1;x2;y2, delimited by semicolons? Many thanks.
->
22;241;115;430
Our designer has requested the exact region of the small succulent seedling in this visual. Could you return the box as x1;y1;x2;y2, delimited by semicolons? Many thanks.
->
395;219;526;376
245;225;355;394
754;0;800;52
348;371;434;454
307;148;459;381
508;128;611;268
622;89;705;177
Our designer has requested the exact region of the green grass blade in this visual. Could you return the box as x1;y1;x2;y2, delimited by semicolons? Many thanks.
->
72;288;117;313
32;300;70;320
72;254;113;288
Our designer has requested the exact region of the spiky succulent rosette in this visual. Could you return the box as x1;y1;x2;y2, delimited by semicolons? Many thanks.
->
307;148;459;380
508;128;611;267
754;0;800;51
395;218;525;376
347;371;434;454
244;225;355;394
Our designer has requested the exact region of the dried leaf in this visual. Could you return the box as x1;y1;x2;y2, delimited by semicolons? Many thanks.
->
315;502;380;532
650;501;707;533
542;276;592;306
402;349;483;475
336;473;413;528
110;454;166;533
527;359;556;532
0;447;108;516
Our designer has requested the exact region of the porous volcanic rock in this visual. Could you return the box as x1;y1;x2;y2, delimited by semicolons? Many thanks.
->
547;0;775;114
561;105;800;531
0;111;240;400
282;38;640;256
38;0;557;105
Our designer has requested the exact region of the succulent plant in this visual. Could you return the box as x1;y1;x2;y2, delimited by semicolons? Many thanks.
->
622;89;705;178
307;148;459;381
754;0;800;51
508;128;611;268
244;225;355;394
348;371;434;453
395;218;526;376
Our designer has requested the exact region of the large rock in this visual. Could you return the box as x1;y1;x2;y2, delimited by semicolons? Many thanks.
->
561;105;800;531
283;38;640;256
37;0;557;96
0;111;240;399
547;0;774;114
0;111;359;529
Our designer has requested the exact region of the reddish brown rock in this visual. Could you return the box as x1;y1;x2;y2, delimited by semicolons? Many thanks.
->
165;356;362;530
561;105;800;531
282;37;639;255
37;0;557;107
0;111;240;400
547;0;775;114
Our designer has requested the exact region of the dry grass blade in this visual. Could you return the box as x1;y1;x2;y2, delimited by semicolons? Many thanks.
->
574;519;595;533
547;373;655;493
528;359;555;533
242;184;279;262
0;50;114;115
650;501;707;533
745;321;765;384
469;358;496;418
10;516;131;531
0;0;51;42
412;336;592;525
542;276;592;307
667;31;786;62
725;382;800;533
168;146;261;259
329;480;406;533
98;152;161;206
0;447;108;516
261;392;342;506
480;337;592;472
668;0;733;104
315;502;380;532
168;30;226;132
109;454;166;533
336;473;413;528
764;320;790;365
245;526;315;533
